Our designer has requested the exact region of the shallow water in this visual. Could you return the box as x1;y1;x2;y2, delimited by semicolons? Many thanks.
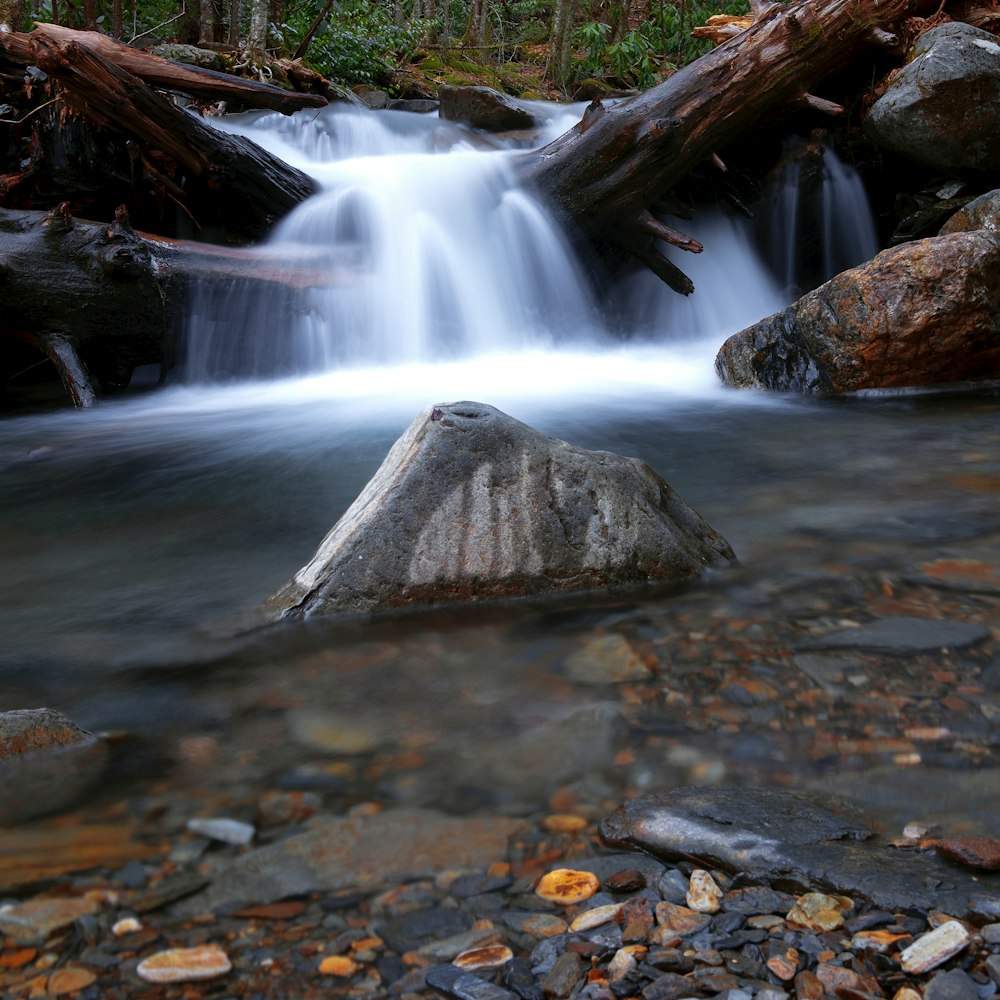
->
2;102;998;832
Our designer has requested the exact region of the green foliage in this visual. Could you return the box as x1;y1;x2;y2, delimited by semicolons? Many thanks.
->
577;0;750;88
273;0;435;89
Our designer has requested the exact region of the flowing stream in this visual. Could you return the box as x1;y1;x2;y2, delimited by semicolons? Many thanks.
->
2;102;998;830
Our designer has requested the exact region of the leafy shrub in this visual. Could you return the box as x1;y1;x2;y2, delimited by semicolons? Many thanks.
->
274;0;435;89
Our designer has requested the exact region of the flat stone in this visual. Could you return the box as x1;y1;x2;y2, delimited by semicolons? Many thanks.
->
262;402;734;619
899;921;971;973
934;835;1000;870
426;963;519;999
286;708;381;754
180;809;525;914
0;896;100;943
535;868;601;905
186;817;255;845
0;708;109;825
45;966;97;995
599;786;1000;916
136;943;231;983
923;968;981;1000
799;616;991;654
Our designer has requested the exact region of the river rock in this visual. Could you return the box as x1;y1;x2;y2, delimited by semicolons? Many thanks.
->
263;402;735;619
864;22;1000;174
798;615;991;654
439;86;537;131
0;707;109;826
598;787;1000;916
178;809;526;914
940;189;1000;235
714;231;1000;393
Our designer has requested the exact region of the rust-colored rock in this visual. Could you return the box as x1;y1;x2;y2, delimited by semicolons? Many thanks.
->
715;232;1000;394
934;835;1000;871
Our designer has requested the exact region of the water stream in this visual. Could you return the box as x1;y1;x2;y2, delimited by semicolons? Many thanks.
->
2;102;998;831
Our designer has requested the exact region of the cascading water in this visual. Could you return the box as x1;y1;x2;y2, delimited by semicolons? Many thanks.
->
180;104;878;386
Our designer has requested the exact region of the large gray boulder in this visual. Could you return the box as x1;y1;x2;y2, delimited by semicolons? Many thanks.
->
715;231;1000;394
865;22;1000;174
263;401;735;619
0;708;109;825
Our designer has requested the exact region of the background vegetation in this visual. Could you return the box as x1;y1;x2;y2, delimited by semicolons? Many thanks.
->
3;0;750;96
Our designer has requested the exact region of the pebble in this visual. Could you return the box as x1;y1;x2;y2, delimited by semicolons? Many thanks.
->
899;920;971;973
563;634;651;684
654;901;711;936
44;966;97;995
317;954;360;976
135;943;232;983
923;968;981;1000
111;916;143;936
535;868;601;905
186;816;256;845
453;944;513;971
569;903;623;931
686;869;723;913
786;891;851;931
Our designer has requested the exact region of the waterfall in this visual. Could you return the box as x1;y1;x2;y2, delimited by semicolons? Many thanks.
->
180;106;879;384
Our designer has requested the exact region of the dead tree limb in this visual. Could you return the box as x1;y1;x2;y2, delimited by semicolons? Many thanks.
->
3;23;327;113
520;0;913;292
28;35;318;241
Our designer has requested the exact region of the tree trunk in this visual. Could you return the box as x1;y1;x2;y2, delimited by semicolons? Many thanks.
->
12;23;327;112
0;204;337;405
25;31;318;241
244;0;267;61
228;0;240;47
523;0;913;292
546;0;576;89
198;0;215;45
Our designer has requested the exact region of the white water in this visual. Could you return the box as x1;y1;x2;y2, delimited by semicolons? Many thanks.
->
180;102;875;390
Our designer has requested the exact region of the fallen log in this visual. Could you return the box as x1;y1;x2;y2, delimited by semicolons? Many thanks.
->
2;23;327;114
0;205;347;406
520;0;913;292
28;35;318;242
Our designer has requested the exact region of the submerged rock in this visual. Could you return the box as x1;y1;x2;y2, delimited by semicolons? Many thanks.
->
0;707;109;826
714;231;1000;394
263;402;734;619
598;787;1000;916
864;23;1000;174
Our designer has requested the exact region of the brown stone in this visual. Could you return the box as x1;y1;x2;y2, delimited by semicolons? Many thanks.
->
136;944;232;983
715;232;1000;394
934;835;1000;871
535;868;601;905
0;897;101;943
45;966;97;995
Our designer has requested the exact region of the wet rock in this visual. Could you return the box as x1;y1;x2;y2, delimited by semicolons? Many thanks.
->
427;963;519;998
535;868;601;905
45;967;98;994
940;189;1000;236
186;816;255;845
923;968;981;1000
0;707;110;825
263;402;735;619
598;786;1000;915
800;616;991;654
686;869;722;913
715;232;1000;394
0;896;101;943
542;950;583;997
136;943;232;983
934;834;1000;870
864;23;1000;174
563;634;652;684
439;85;536;131
387;98;440;113
179;809;525;914
899;920;971;973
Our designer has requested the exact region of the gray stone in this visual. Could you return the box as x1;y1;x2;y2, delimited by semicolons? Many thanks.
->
985;952;1000;984
150;43;225;70
982;922;1000;944
387;98;439;114
178;809;525;914
715;232;1000;394
263;402;735;619
0;707;109;826
865;22;1000;173
598;786;1000;916
439;85;536;132
923;968;981;1000
940;189;1000;236
799;616;991;654
426;964;519;999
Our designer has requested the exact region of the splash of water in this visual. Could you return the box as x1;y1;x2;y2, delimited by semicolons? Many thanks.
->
180;105;877;389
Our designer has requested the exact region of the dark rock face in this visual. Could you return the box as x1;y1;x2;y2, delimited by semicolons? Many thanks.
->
940;188;1000;235
865;22;1000;174
263;402;735;619
599;787;1000;916
715;231;1000;393
0;708;109;825
438;85;537;132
